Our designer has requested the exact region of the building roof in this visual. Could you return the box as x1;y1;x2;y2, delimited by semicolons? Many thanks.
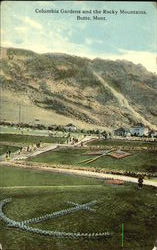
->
65;123;76;127
114;127;127;132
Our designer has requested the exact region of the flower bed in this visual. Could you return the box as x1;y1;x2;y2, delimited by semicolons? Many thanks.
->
0;198;112;239
106;179;125;185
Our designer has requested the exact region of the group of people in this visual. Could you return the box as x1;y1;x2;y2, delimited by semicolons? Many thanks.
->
18;141;42;154
5;141;42;160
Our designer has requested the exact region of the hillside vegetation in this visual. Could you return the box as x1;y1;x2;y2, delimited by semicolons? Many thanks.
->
1;47;157;129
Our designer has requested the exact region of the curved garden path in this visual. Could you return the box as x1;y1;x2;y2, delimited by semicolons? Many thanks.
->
10;136;96;160
1;161;157;188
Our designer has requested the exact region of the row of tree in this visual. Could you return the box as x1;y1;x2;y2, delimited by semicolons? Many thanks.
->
0;121;109;136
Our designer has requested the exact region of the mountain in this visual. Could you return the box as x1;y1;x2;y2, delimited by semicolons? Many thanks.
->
0;47;157;130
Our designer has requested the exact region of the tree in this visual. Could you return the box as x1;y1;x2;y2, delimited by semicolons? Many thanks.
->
39;82;51;95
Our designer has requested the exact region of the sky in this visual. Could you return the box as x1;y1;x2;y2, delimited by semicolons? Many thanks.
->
1;1;157;73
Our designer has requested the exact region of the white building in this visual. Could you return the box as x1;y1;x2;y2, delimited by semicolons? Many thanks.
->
150;130;157;138
130;124;149;137
64;123;77;132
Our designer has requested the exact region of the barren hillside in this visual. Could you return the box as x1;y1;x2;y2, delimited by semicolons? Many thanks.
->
0;47;157;129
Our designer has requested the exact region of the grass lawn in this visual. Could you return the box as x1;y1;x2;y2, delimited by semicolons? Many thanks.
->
0;125;49;136
29;148;157;174
0;165;101;187
0;165;157;250
29;148;89;165
0;134;66;145
87;139;157;148
0;145;20;156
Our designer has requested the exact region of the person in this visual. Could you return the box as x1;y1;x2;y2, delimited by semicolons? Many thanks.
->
36;141;41;148
138;175;144;189
8;150;11;157
19;147;22;155
5;151;9;160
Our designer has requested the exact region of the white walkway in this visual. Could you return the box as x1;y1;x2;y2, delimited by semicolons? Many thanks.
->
1;161;157;188
12;136;96;160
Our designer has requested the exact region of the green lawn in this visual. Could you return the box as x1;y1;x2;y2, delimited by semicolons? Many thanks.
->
0;125;49;136
87;139;157;148
0;166;157;250
0;165;101;187
0;145;20;156
29;148;88;165
84;151;157;174
29;148;157;174
0;133;66;145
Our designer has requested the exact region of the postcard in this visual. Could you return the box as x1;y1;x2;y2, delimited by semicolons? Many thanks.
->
0;1;157;249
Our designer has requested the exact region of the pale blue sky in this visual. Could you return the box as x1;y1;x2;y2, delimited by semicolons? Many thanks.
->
1;1;157;72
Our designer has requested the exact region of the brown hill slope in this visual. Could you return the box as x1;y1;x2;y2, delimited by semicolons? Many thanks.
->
0;47;157;129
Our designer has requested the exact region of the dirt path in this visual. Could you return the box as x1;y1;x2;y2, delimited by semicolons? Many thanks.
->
0;185;103;189
1;161;157;188
12;136;96;160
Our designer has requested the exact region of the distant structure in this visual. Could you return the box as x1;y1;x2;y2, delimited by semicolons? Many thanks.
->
114;127;130;137
64;123;77;132
149;130;157;138
114;127;126;137
114;123;153;137
130;123;149;137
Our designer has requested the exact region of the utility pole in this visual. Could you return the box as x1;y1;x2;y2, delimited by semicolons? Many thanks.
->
19;104;21;124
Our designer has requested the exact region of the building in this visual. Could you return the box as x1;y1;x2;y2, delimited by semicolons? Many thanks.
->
130;124;149;137
124;130;131;137
114;127;131;137
64;123;77;132
114;127;126;137
149;130;157;138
